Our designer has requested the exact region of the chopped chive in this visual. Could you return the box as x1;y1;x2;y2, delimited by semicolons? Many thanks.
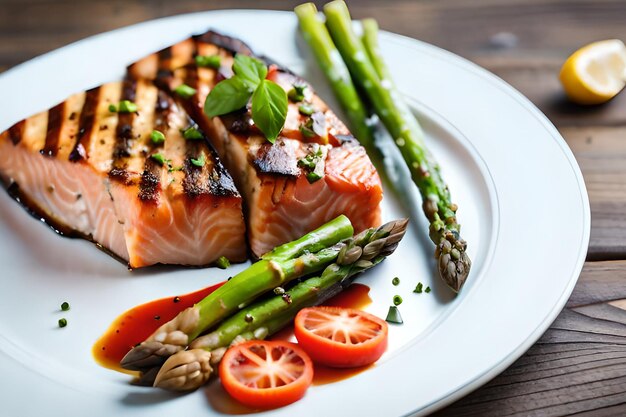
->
425;286;431;293
190;154;206;167
195;55;222;69
299;123;316;138
413;282;423;294
118;100;138;113
150;130;166;145
393;295;403;306
151;153;167;166
385;306;403;324
183;126;204;140
306;171;322;183
298;103;315;116
61;302;70;311
392;277;400;286
216;256;231;269
288;83;306;102
58;318;68;328
174;84;197;99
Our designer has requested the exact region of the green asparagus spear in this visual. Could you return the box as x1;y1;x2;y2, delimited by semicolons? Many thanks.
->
120;216;354;372
294;3;374;146
153;218;408;391
319;0;471;292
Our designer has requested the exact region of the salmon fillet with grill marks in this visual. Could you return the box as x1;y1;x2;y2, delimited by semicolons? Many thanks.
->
128;30;383;257
0;79;247;268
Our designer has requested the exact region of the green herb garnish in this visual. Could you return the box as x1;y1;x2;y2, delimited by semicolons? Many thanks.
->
216;256;231;269
195;54;221;69
392;277;400;286
413;282;423;293
393;295;403;306
251;80;288;143
203;55;287;144
61;302;70;311
151;153;168;166
174;84;197;99
58;318;68;328
306;172;322;183
298;145;325;183
150;130;165;145
109;100;138;113
288;83;307;102
190;154;206;167
385;306;403;324
233;54;268;89
183;126;204;140
425;286;431;293
298;103;315;116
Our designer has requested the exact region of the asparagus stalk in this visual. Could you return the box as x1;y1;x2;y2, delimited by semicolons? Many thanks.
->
318;0;470;292
294;3;374;146
153;218;409;391
120;215;354;372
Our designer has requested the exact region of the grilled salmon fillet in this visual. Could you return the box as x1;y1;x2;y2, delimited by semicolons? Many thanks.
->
128;31;383;257
0;79;247;268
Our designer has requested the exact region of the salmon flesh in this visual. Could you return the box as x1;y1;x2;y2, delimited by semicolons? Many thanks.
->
0;79;247;268
128;30;383;257
0;30;383;267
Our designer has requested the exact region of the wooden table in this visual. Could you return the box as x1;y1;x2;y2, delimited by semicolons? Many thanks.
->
2;0;625;415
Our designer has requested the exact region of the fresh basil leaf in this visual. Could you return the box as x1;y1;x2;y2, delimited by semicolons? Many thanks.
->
204;76;252;118
233;55;267;90
251;80;288;144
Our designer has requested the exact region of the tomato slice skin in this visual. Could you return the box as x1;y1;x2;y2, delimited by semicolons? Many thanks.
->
294;306;388;368
219;340;314;409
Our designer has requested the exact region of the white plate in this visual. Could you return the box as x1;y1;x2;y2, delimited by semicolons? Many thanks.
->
0;10;589;417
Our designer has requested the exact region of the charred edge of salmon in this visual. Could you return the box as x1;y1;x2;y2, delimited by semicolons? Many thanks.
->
0;177;129;267
253;140;300;176
192;30;254;56
69;86;101;162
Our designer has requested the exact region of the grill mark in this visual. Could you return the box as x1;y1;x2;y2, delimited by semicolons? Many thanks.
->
182;120;205;198
139;90;172;203
111;80;138;165
156;46;174;81
69;86;101;162
7;120;25;145
40;102;65;157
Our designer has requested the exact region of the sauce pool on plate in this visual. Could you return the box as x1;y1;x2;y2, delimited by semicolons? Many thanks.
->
93;282;373;384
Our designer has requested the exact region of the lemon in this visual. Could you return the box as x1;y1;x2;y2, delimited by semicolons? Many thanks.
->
559;39;626;105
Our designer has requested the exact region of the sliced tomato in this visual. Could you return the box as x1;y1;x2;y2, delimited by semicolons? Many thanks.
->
294;306;388;368
219;340;314;409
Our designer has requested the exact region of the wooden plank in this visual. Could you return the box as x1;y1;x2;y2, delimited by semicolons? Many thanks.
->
436;260;626;416
560;127;626;260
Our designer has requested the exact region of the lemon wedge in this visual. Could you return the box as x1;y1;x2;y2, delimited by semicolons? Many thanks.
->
559;39;626;105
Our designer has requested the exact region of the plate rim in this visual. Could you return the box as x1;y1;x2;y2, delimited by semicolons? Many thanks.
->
0;9;590;416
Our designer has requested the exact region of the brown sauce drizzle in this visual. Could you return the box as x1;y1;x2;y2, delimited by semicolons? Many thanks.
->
69;86;101;162
41;101;65;157
93;281;225;373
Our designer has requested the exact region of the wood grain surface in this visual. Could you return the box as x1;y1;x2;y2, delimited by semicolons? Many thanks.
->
1;0;625;415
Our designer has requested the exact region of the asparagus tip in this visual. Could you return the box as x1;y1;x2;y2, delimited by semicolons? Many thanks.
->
120;341;183;372
153;349;213;391
437;234;471;292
